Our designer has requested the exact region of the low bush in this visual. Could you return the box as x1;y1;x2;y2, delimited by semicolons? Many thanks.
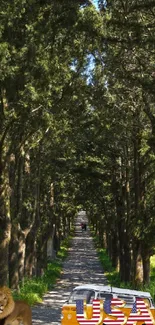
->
91;227;155;300
12;234;73;305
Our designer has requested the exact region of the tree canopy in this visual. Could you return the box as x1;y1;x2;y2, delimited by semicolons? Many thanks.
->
0;0;155;288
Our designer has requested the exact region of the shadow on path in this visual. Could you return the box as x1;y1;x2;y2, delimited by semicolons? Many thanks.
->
32;212;107;324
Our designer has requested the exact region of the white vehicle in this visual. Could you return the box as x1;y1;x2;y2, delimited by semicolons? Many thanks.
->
61;284;155;325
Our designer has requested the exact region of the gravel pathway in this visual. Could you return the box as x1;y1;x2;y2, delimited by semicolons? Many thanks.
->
32;212;107;325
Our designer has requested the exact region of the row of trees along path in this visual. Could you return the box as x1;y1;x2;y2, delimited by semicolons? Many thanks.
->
0;0;104;288
1;0;155;291
32;212;107;325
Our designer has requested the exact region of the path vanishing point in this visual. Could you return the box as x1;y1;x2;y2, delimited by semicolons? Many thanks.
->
32;211;107;325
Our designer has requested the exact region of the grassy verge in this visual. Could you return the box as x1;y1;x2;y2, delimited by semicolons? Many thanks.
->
91;228;155;299
92;231;121;287
12;234;73;305
149;256;155;299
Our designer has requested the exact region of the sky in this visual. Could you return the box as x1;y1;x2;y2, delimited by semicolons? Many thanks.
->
92;0;98;9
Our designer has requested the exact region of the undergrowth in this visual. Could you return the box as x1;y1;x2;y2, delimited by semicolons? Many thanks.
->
91;227;155;300
12;233;73;305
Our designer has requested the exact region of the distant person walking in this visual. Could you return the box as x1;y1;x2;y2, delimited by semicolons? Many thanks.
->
81;222;87;231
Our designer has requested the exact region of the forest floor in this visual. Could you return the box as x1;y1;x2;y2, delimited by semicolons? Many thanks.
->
32;213;107;325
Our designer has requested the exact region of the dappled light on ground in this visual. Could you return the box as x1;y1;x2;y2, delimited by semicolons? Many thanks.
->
32;214;107;324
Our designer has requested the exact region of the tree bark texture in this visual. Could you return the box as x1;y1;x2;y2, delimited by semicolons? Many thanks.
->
0;157;11;285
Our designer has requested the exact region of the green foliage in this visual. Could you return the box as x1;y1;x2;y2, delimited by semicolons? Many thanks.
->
92;229;121;287
57;236;72;259
1;0;155;293
98;248;120;286
93;230;155;300
42;261;62;290
12;279;47;305
12;235;72;305
12;262;62;305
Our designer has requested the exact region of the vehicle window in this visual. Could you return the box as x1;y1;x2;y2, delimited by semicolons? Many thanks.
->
117;295;134;306
69;289;95;304
118;296;151;307
150;298;155;307
87;290;95;303
98;293;113;300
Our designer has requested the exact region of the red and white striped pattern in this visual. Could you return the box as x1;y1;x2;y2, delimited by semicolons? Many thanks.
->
76;299;102;325
76;298;155;325
126;298;154;325
103;297;125;325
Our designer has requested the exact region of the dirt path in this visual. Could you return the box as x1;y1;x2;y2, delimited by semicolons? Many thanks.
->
32;212;107;325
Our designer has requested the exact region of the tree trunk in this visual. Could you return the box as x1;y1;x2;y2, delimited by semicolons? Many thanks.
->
25;227;37;277
18;228;27;285
24;155;41;277
118;225;124;282
47;224;56;260
9;151;24;288
111;160;131;283
107;231;112;259
132;241;143;286
142;254;150;285
16;154;24;221
67;215;71;234
103;231;107;249
111;231;119;269
0;156;11;286
62;214;66;238
98;220;104;247
36;235;47;277
9;224;19;289
0;215;11;286
123;238;131;282
142;246;150;285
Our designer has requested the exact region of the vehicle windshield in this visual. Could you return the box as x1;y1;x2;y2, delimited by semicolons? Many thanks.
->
97;293;113;300
68;289;95;304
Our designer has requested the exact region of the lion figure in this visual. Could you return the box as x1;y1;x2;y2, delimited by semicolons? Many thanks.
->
0;286;32;325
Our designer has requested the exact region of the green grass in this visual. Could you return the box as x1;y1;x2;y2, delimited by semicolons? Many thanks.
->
97;247;120;286
148;256;155;299
150;255;155;277
91;227;155;300
92;233;122;287
12;233;73;305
